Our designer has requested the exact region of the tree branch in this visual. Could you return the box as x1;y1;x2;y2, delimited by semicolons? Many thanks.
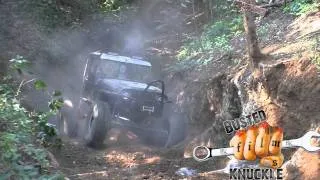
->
261;0;293;8
234;0;268;16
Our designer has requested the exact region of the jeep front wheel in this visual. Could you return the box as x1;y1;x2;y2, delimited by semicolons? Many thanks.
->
142;113;186;148
85;100;110;147
57;102;78;138
165;113;186;147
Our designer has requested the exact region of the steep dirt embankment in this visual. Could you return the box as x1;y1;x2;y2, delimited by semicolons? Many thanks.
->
235;59;320;137
166;12;320;179
165;50;320;180
163;11;319;179
166;70;242;156
234;58;320;180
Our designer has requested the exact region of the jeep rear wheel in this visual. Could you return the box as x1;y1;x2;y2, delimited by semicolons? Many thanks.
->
85;100;110;147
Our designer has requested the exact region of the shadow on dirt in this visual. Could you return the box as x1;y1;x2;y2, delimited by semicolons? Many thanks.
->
50;131;229;180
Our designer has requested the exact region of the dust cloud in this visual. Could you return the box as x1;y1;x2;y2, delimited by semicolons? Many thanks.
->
6;1;188;143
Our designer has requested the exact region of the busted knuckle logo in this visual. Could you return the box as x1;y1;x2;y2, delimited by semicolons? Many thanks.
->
229;168;283;180
192;110;285;179
223;110;267;134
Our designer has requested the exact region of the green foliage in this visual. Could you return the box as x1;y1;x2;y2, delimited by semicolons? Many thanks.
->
8;0;132;34
34;80;47;91
52;90;62;97
311;38;320;70
100;0;131;12
48;98;64;113
21;1;77;31
177;17;243;61
17;0;123;32
311;52;320;70
0;58;64;179
309;37;320;69
257;23;270;41
9;55;31;75
171;11;243;72
283;0;319;16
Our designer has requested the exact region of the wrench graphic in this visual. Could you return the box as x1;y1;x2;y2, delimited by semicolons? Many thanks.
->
193;131;320;162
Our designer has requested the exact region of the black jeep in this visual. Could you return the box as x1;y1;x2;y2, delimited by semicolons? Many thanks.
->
58;51;186;148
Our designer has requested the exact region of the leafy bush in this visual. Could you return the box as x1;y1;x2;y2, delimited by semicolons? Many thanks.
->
311;53;320;70
257;23;271;41
16;0;130;32
21;0;81;31
283;0;319;16
0;57;64;179
177;17;243;60
170;13;243;72
100;0;131;12
311;38;320;70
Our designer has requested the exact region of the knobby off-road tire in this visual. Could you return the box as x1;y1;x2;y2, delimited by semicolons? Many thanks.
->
57;102;78;138
85;100;111;148
141;116;169;147
143;112;186;148
165;112;187;148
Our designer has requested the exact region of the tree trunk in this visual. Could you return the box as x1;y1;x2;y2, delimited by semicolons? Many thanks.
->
243;1;263;69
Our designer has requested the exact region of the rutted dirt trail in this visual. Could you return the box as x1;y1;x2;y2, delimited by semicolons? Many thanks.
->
51;129;229;180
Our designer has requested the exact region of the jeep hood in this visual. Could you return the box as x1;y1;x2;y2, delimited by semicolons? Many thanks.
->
97;79;162;93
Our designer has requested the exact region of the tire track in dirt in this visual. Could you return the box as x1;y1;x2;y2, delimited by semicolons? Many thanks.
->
51;129;229;180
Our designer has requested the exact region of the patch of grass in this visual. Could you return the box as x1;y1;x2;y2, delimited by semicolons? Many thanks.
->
310;52;320;70
177;17;244;61
169;12;244;73
283;0;319;16
257;23;270;42
100;0;131;12
310;37;320;70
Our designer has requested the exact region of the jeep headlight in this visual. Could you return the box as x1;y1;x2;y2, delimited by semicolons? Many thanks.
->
121;91;131;100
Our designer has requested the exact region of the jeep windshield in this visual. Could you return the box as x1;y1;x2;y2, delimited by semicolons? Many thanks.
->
93;59;151;83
